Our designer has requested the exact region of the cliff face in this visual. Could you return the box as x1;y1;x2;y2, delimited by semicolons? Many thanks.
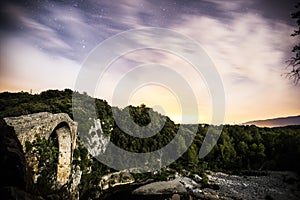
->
0;118;40;199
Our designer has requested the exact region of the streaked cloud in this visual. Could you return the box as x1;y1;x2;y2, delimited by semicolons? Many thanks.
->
172;9;299;122
0;0;299;123
0;37;81;92
203;0;254;12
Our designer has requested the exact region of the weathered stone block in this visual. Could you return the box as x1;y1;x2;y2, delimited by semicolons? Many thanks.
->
4;112;77;186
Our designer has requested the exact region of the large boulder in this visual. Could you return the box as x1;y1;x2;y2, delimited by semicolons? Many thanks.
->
132;178;187;195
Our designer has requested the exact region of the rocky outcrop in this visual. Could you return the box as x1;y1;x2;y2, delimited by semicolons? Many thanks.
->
132;175;201;199
131;171;300;200
0;118;41;199
69;165;82;199
87;119;110;157
4;112;77;186
133;179;187;195
206;171;300;200
101;171;135;190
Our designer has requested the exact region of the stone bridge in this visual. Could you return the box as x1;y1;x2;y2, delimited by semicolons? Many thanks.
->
4;112;77;186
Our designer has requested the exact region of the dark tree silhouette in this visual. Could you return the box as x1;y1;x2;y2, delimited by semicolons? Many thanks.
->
288;2;300;84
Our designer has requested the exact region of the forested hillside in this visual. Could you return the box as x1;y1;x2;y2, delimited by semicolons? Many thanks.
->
1;89;299;175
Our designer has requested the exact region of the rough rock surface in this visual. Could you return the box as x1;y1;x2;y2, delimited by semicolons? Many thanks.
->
132;175;201;196
0;118;42;199
69;165;82;199
131;172;300;200
133;179;187;195
206;171;300;200
4;112;77;186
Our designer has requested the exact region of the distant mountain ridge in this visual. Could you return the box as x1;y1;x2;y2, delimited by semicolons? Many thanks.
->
242;115;300;127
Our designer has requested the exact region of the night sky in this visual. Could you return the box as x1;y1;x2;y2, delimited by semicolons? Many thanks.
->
0;0;299;124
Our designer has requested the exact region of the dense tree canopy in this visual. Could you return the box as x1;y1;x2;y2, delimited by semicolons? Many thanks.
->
1;89;299;174
1;89;300;199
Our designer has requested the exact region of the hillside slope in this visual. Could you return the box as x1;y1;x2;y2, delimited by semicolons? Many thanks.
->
242;115;300;127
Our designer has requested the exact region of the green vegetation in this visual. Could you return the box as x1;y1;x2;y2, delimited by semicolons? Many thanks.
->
25;134;59;195
1;89;300;199
74;140;112;199
25;134;73;199
0;89;74;119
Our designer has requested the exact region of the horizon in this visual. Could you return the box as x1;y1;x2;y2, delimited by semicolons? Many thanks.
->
1;0;300;124
1;88;299;126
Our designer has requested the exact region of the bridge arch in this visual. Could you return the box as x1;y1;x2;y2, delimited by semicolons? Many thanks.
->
48;121;73;185
4;112;77;186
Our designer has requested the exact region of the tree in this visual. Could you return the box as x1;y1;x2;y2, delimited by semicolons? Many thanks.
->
288;2;300;84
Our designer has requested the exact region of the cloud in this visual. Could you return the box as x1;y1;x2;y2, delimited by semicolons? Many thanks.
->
203;0;254;12
61;1;299;123
1;2;105;61
1;0;299;123
172;11;300;122
19;15;72;50
87;28;215;123
0;37;81;92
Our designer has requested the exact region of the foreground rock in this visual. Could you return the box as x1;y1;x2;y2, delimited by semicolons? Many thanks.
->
131;171;300;200
132;178;187;195
0;119;42;200
132;175;227;200
206;171;300;200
